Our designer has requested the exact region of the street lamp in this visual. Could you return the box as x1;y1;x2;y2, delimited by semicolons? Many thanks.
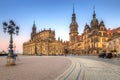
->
2;20;19;66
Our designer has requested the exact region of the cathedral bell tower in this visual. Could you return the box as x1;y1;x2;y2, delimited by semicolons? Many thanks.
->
31;21;36;40
69;4;79;43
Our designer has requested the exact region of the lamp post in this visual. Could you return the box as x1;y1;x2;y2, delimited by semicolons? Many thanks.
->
2;20;19;65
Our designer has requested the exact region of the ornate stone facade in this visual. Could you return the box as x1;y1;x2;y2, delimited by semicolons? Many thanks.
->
68;8;108;55
82;11;108;55
23;6;120;56
23;22;65;55
107;27;120;54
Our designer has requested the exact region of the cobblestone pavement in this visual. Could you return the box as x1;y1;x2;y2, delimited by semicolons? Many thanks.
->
0;56;71;80
1;56;120;80
74;56;120;66
56;56;120;80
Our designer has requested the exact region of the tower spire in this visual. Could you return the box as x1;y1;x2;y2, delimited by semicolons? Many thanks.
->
93;5;96;18
73;3;75;14
32;20;36;33
33;20;36;27
72;3;76;22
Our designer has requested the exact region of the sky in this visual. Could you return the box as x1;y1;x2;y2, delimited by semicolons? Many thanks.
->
0;0;120;53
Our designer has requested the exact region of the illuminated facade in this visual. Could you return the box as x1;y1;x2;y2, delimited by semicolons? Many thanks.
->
23;22;65;55
68;7;83;54
68;8;108;55
23;6;120;55
69;7;79;44
68;8;120;55
82;10;108;55
107;27;120;54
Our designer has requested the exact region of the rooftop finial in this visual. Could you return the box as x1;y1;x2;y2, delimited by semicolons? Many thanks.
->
33;20;36;27
93;5;95;11
34;20;35;24
73;3;75;14
93;5;96;18
71;3;76;22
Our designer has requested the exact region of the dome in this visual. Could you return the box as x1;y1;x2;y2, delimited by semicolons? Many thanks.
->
99;20;107;31
84;24;91;32
70;21;78;27
99;20;104;26
90;11;99;29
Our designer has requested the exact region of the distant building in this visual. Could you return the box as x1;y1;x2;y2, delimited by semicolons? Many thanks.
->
0;50;7;56
0;50;6;54
107;27;120;54
23;22;65;55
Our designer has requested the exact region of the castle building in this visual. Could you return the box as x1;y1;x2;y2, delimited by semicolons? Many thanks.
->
82;9;108;55
68;7;108;55
23;22;65;55
23;6;119;56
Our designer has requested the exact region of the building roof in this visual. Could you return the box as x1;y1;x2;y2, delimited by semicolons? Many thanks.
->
111;27;120;33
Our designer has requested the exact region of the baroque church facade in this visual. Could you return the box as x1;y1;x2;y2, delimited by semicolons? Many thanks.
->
23;22;65;55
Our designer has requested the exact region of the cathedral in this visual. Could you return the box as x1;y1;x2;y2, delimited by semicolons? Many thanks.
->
23;22;65;55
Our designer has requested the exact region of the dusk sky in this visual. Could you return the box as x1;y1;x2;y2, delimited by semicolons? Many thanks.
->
0;0;120;53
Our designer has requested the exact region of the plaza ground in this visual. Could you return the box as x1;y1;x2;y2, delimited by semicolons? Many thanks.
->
56;56;120;80
0;56;120;80
0;56;71;80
